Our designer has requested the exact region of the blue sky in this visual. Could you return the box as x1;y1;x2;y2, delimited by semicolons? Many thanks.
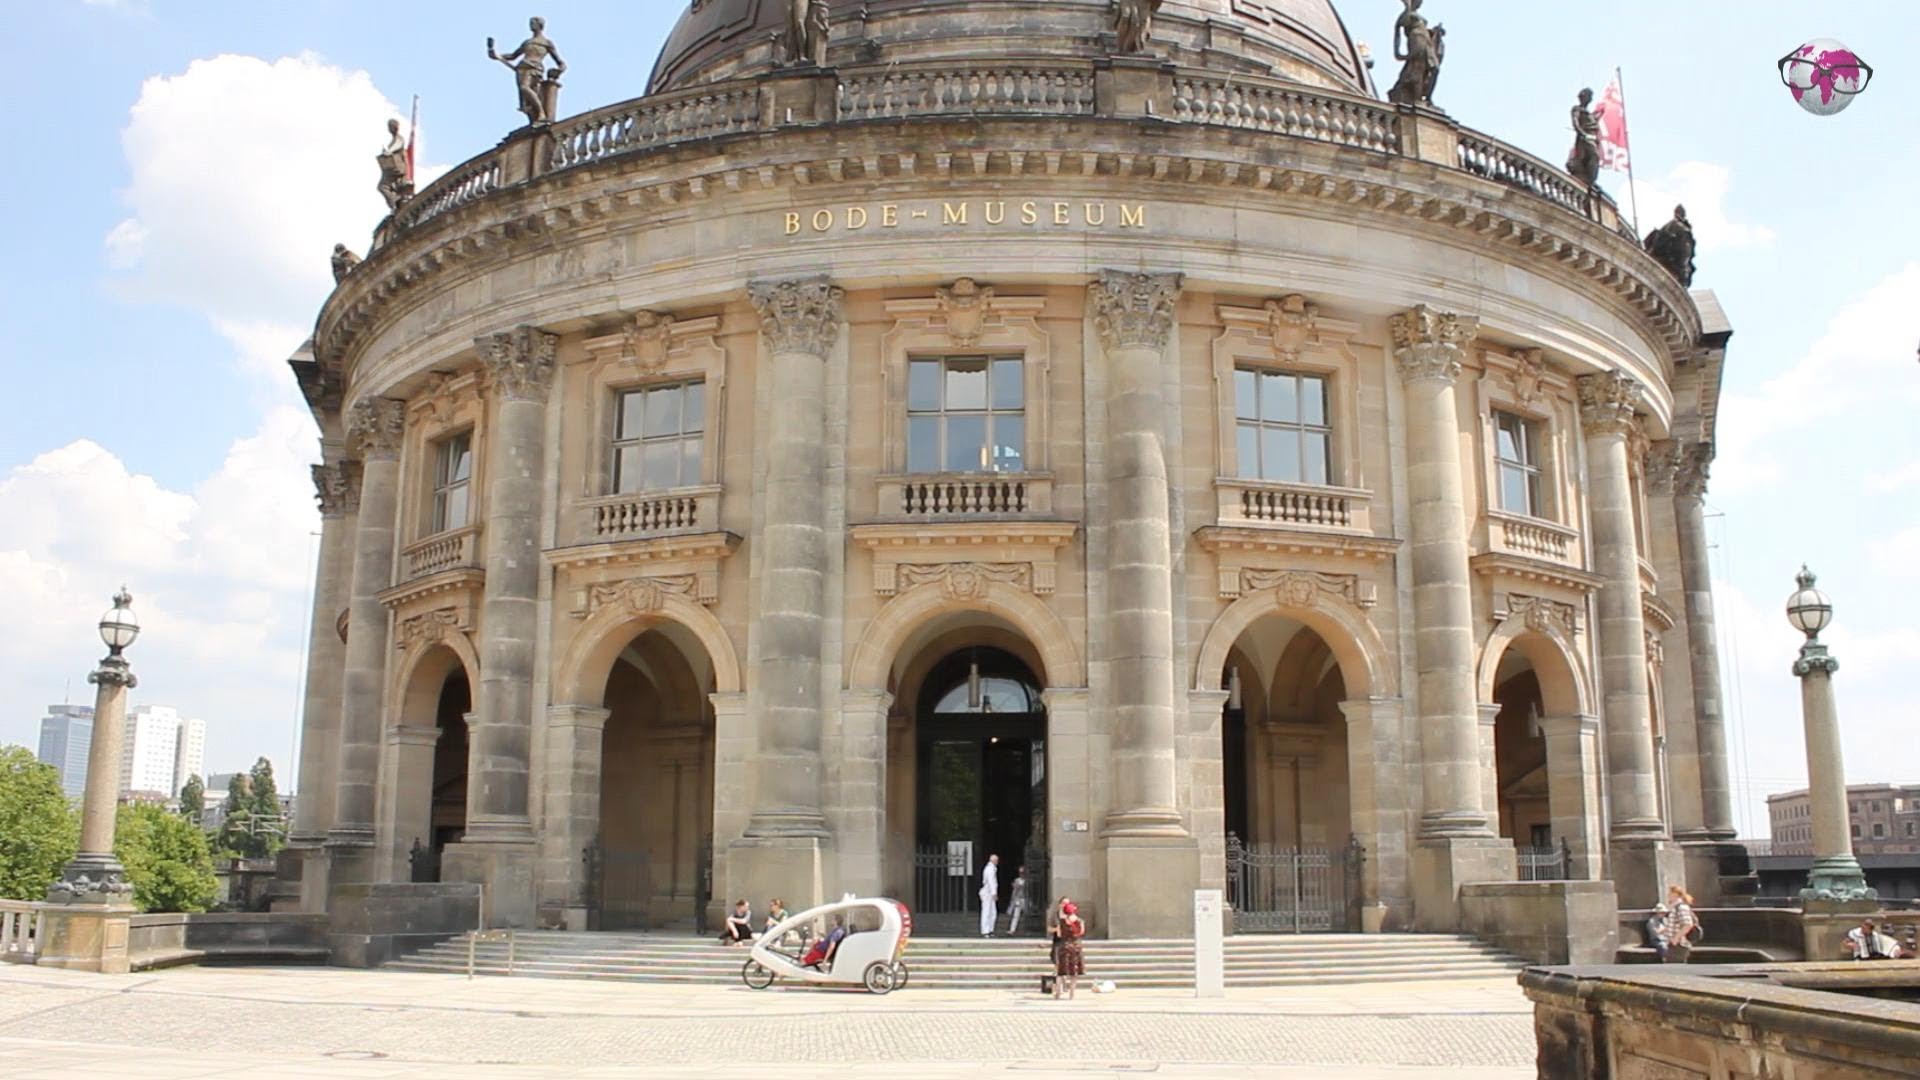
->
1;1;1915;836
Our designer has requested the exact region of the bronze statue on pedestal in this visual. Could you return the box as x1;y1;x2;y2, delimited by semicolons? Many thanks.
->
487;16;566;126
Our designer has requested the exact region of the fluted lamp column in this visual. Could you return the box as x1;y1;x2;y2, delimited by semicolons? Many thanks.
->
38;589;142;973
1786;567;1873;903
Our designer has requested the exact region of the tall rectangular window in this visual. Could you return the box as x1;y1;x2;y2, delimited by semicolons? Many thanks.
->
430;432;473;533
1233;368;1332;485
612;380;704;494
906;356;1024;473
1495;412;1544;517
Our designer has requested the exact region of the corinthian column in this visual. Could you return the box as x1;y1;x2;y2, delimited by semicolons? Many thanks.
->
1089;270;1196;939
1577;371;1680;905
1391;306;1512;931
742;277;841;842
284;462;357;908
1674;444;1736;841
328;396;406;885
441;327;556;928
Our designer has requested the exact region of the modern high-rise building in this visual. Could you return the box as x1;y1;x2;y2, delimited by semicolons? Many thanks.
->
36;705;95;798
118;705;206;799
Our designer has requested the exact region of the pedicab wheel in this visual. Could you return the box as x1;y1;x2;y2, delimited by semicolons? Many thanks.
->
863;961;897;995
890;961;910;989
741;960;775;990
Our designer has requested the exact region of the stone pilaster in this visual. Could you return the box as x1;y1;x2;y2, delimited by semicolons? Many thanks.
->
1090;270;1197;939
1540;714;1604;879
280;461;357;911
1391;306;1512;930
1643;441;1704;844
1042;688;1096;928
442;326;556;929
327;396;406;888
1674;445;1735;840
1187;689;1231;893
834;689;892;897
539;704;609;931
1577;371;1680;906
731;278;842;907
1341;697;1412;930
707;692;751;929
379;724;442;882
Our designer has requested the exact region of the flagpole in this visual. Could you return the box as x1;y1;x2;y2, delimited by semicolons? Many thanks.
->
407;95;420;184
1616;66;1640;236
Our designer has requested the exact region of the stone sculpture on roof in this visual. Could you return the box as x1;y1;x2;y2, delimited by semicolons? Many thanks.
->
1566;87;1601;187
375;119;414;211
487;16;566;126
779;0;830;67
1644;206;1697;287
1115;0;1166;55
1387;0;1442;108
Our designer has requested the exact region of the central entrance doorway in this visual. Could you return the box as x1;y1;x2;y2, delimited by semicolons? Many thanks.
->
912;648;1048;933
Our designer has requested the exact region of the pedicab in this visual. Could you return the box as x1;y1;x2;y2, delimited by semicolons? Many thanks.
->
741;896;912;993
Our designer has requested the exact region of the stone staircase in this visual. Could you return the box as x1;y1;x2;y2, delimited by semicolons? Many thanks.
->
384;932;1524;989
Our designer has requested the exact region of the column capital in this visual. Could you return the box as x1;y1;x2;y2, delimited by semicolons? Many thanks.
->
748;275;844;355
545;704;612;732
1089;270;1182;352
1576;370;1644;438
86;657;137;691
346;396;406;461
1675;441;1713;498
386;724;443;749
1793;642;1839;678
1389;305;1478;384
312;461;361;518
478;325;559;402
1643;439;1684;496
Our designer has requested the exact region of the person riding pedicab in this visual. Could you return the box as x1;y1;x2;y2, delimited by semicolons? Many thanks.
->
800;914;848;970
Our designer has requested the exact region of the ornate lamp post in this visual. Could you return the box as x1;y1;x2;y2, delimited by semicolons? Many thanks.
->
1786;567;1874;902
39;588;142;971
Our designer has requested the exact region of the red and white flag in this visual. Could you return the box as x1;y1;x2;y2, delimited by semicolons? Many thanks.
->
1593;77;1630;173
406;96;419;183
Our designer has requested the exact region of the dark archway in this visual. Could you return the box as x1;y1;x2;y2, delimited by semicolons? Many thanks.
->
428;671;470;864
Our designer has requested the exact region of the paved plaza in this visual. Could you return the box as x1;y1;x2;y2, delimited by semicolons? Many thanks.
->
0;964;1534;1078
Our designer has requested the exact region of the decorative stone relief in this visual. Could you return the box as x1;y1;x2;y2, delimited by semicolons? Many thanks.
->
1228;568;1378;608
1576;371;1643;437
935;278;995;347
1508;348;1546;404
748;276;844;356
1644;439;1685;496
312;462;361;518
619;311;676;370
416;371;481;425
1502;593;1580;639
891;561;1034;601
478;325;559;401
575;574;706;619
1089;270;1182;352
397;607;464;651
1264;294;1318;362
345;397;406;460
1644;625;1664;667
1390;305;1478;384
1675;441;1713;498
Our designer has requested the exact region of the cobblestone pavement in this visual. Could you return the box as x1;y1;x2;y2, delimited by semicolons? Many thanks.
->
0;966;1535;1079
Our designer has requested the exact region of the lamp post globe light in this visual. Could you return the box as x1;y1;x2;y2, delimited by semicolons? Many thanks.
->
49;587;141;907
1785;566;1873;902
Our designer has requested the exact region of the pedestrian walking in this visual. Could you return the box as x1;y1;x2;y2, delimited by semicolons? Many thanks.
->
1007;865;1030;935
978;853;1000;937
1053;900;1086;1000
1663;884;1698;962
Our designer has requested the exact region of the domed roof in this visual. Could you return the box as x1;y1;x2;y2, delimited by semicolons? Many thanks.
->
648;0;1372;98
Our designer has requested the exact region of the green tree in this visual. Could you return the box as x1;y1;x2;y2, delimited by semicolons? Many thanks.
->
216;772;260;859
0;745;80;900
246;757;284;856
178;774;204;822
114;803;217;913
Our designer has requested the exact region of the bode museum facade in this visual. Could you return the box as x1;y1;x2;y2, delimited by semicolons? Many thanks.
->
282;0;1743;940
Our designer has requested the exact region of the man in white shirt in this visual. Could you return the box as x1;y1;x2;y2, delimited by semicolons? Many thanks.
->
1847;919;1902;961
978;853;1000;937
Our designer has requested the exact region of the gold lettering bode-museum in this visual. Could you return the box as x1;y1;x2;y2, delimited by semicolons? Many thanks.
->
282;1;1743;952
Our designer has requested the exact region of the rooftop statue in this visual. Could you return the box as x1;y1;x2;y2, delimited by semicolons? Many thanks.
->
1566;87;1601;187
487;16;566;126
331;244;361;284
1644;205;1696;287
1386;0;1442;108
779;0;830;68
375;119;414;212
1115;0;1166;55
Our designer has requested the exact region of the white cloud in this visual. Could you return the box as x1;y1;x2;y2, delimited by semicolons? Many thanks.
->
1629;161;1774;252
1866;527;1920;582
1864;460;1920;494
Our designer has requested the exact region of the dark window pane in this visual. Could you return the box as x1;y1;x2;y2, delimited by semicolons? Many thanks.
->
681;381;705;434
907;416;940;473
614;446;642;494
1262;426;1300;483
1260;372;1298;423
1304;432;1330;486
644;385;680;436
1237;424;1261;479
1234;369;1258;420
991;358;1023;410
681;437;702;485
643;441;678;490
1520;419;1538;464
1525;472;1543;517
945;358;988;411
908;359;941;411
1300;376;1327;426
991;415;1024;473
619;391;645;439
946;414;988;471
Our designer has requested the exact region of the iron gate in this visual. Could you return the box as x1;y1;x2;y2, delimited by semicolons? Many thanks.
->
1516;840;1572;881
913;843;975;915
586;839;653;931
1225;833;1364;933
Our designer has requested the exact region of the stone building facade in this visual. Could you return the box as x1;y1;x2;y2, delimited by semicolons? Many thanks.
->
1770;784;1920;856
279;0;1742;937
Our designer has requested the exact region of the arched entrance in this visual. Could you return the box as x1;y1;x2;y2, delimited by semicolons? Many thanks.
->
427;670;470;865
1478;618;1597;880
389;641;473;883
595;624;716;930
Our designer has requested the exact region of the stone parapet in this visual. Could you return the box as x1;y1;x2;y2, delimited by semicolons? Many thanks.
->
1459;880;1618;966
